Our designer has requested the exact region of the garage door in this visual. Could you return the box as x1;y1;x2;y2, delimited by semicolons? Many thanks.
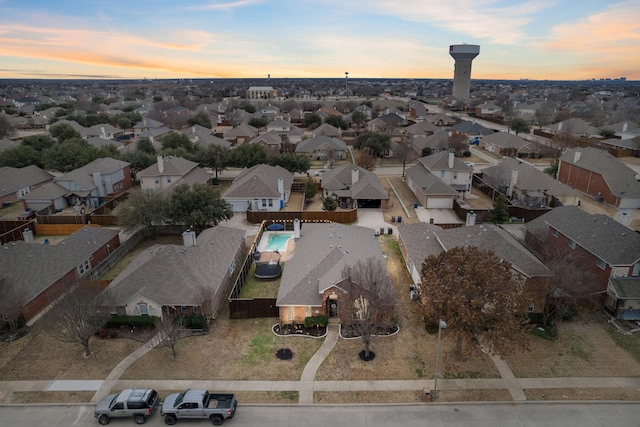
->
228;200;250;212
426;197;453;209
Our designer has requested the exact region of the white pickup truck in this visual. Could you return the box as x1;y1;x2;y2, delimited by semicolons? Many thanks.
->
161;389;237;425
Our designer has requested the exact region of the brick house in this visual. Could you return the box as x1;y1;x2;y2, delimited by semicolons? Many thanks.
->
397;223;552;314
557;147;640;209
276;223;395;324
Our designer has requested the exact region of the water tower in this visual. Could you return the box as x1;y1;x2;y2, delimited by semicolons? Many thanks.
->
449;44;480;101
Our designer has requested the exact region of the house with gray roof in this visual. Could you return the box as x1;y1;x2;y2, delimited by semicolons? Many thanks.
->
182;124;231;149
138;156;210;193
276;222;394;323
222;164;293;212
403;120;438;137
601;121;640;140
294;135;347;160
557;147;640;210
451;121;495;140
102;226;245;320
481;157;581;208
481;132;540;158
398;222;552;313
547;118;600;137
411;130;449;155
0;226;120;323
0;165;54;206
524;205;640;294
266;119;305;144
248;131;282;157
425;113;456;127
53;157;133;208
320;164;388;209
223;122;258;145
405;151;472;208
311;123;341;138
0;138;20;153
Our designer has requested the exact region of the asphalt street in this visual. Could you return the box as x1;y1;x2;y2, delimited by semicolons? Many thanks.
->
3;402;640;427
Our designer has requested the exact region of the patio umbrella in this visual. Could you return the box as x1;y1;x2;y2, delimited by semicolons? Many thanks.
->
267;223;285;231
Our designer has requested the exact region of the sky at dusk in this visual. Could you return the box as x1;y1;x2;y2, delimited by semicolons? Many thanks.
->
0;0;638;81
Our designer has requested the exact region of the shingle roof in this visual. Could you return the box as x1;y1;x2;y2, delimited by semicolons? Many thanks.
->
222;164;293;199
482;132;531;149
418;151;469;171
105;226;245;306
398;223;552;278
405;164;458;196
609;277;640;299
524;205;640;265
0;226;119;306
295;135;347;154
320;164;388;200
0;165;54;198
452;121;494;135
482;158;580;197
276;223;388;306
138;156;198;178
54;157;130;190
559;147;640;198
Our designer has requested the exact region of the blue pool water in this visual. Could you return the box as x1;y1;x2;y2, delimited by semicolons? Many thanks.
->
265;233;293;251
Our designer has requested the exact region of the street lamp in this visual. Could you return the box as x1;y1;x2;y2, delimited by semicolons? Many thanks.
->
433;319;447;399
345;72;349;97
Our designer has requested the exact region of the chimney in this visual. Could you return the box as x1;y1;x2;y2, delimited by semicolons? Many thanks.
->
351;167;359;185
182;230;196;247
448;151;454;169
466;211;476;227
622;122;628;132
93;172;106;197
192;125;196;133
294;218;300;239
558;122;563;131
157;155;164;173
277;177;284;197
574;151;581;163
508;168;518;197
23;228;34;243
100;126;105;138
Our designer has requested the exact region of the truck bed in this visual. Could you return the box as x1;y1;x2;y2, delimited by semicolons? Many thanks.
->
205;394;235;409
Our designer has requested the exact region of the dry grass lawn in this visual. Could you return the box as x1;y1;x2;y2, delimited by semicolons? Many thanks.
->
4;227;640;405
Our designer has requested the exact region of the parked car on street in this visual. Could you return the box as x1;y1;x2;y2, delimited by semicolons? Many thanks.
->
94;388;160;425
161;389;237;425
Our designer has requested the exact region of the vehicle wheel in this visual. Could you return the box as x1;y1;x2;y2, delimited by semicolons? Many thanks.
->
98;414;110;425
134;414;147;424
210;415;224;425
164;415;177;425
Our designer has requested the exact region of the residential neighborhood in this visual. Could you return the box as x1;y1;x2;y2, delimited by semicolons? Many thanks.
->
1;76;640;411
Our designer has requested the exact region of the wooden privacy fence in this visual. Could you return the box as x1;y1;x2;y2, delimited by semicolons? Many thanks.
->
246;208;357;224
228;298;279;319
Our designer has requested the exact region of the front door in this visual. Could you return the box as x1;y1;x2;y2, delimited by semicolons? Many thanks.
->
328;298;338;317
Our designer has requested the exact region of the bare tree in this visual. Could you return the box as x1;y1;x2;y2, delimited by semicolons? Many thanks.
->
534;101;556;130
356;147;376;171
156;313;184;358
48;282;112;357
0;277;24;333
536;245;600;333
447;133;468;155
419;246;529;360
341;257;397;360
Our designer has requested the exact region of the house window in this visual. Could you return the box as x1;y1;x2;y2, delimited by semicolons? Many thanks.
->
109;307;117;317
154;176;159;184
139;304;149;316
453;173;458;179
181;306;187;316
596;258;606;270
440;171;445;179
78;259;90;275
261;199;267;207
568;240;576;249
288;306;294;322
633;263;640;277
527;303;535;313
167;177;172;183
552;228;559;237
268;199;273;207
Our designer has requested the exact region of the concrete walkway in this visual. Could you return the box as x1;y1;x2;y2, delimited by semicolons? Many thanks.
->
299;322;340;404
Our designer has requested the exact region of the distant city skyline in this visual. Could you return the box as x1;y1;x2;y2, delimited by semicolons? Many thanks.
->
0;0;638;81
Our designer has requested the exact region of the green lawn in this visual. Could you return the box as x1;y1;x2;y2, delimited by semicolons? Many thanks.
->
238;263;282;298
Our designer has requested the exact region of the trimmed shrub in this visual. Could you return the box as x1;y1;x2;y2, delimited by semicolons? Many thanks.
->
183;315;207;330
104;315;158;329
304;316;328;328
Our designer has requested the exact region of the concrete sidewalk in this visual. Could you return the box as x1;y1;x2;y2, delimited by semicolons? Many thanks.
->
2;306;640;405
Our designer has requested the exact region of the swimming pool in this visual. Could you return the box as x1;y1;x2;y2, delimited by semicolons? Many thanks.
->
264;232;293;252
